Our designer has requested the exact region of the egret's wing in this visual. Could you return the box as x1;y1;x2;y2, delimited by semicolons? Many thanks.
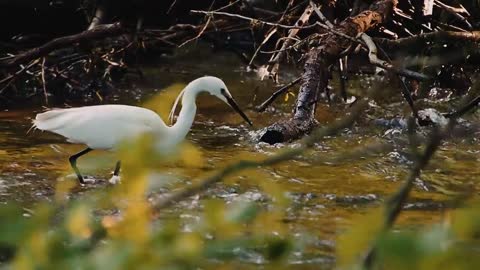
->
34;105;167;149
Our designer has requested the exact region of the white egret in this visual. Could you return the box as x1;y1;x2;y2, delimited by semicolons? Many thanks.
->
33;76;252;184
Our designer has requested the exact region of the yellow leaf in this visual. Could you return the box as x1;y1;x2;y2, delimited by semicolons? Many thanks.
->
179;143;204;168
174;232;202;258
54;179;76;203
450;203;480;241
337;207;384;268
66;205;92;239
12;252;35;270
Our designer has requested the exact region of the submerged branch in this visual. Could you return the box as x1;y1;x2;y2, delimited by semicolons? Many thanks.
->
256;77;302;112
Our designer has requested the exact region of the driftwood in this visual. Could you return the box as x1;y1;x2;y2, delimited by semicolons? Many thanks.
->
259;0;398;144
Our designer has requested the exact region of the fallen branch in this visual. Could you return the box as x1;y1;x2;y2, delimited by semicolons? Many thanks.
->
0;23;125;68
259;0;398;144
256;77;302;112
375;30;480;50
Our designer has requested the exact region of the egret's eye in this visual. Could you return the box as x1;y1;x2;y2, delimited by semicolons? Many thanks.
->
220;88;226;95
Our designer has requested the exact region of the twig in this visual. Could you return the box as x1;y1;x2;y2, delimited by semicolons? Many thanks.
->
374;31;480;50
259;39;306;54
444;95;480;118
190;10;319;30
338;56;348;102
310;0;334;28
256;77;302;112
361;33;429;81
178;16;212;47
189;10;356;52
375;43;419;119
434;0;472;30
429;18;468;32
193;9;428;82
247;0;297;65
167;0;179;14
393;8;433;32
435;0;469;15
41;57;48;105
0;60;40;94
212;0;241;12
363;124;445;269
264;5;314;81
248;27;277;66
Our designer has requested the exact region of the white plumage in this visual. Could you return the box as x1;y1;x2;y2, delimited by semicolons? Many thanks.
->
33;76;252;184
34;105;166;149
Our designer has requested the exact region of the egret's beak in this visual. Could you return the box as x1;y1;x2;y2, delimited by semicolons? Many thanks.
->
225;96;253;126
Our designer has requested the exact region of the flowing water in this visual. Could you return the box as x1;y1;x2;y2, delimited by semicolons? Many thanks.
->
0;48;479;269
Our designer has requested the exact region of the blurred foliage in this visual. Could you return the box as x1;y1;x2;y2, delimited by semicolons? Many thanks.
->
339;202;480;270
0;132;295;269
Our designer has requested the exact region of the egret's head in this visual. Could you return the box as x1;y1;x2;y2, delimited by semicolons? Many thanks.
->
201;76;253;126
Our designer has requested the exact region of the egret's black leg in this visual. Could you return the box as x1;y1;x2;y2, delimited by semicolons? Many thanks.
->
113;161;121;176
69;148;93;184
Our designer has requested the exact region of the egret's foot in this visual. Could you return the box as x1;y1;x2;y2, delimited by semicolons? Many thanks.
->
63;174;96;185
65;174;78;180
82;177;96;184
109;175;121;185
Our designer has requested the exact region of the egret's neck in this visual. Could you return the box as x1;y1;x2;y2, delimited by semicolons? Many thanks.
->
170;84;203;142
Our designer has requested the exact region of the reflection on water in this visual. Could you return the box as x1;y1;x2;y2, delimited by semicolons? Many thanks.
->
0;49;479;269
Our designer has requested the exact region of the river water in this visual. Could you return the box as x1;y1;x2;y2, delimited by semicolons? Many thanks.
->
0;48;479;268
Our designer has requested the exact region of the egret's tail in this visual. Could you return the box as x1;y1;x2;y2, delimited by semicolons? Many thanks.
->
32;109;72;131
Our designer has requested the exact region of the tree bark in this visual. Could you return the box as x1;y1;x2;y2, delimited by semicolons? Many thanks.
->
259;0;398;144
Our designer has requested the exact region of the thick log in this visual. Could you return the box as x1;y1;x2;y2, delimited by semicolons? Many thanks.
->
0;23;125;68
259;0;398;144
